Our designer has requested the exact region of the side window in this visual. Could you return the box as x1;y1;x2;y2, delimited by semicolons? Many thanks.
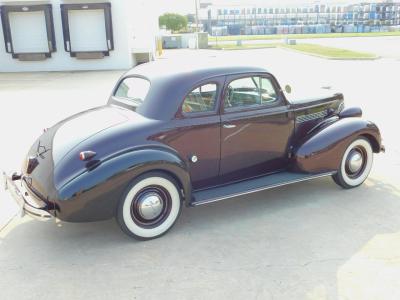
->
182;83;217;114
224;76;278;110
114;77;150;106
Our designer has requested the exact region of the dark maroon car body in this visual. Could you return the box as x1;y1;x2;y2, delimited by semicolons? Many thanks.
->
7;64;383;223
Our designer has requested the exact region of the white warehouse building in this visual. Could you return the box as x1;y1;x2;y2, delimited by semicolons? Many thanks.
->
0;0;159;72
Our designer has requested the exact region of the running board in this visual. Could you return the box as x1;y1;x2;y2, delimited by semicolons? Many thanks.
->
191;171;336;206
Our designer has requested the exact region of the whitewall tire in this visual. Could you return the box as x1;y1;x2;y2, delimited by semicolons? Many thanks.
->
332;137;373;189
117;172;182;240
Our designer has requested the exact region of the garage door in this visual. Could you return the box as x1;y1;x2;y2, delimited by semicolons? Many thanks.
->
68;9;108;52
9;11;49;53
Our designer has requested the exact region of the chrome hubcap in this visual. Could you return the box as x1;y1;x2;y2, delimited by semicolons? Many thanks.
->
130;185;172;228
138;193;163;220
347;150;364;174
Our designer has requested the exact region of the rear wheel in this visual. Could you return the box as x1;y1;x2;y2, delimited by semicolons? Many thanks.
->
332;137;373;189
117;172;182;240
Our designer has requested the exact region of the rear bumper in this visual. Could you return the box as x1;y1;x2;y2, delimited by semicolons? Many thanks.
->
2;172;53;221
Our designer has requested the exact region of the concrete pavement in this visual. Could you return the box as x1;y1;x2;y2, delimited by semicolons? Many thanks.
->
0;47;399;299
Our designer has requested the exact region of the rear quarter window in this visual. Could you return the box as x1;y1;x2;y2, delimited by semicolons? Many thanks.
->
114;77;151;107
182;83;218;114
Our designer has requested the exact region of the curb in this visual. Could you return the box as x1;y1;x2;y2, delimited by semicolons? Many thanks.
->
208;46;278;51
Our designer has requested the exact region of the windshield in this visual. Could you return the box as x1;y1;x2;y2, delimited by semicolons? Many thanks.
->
114;77;150;106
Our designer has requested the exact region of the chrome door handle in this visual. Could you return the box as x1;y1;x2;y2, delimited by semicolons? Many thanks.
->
223;124;236;129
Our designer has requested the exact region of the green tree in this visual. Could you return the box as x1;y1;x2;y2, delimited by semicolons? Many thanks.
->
159;13;188;32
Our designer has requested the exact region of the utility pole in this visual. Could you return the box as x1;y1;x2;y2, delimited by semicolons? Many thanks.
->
195;0;200;49
195;0;200;32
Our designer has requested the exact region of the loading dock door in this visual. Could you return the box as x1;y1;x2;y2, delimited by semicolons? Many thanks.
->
61;3;114;59
1;4;56;60
68;9;108;52
9;11;49;54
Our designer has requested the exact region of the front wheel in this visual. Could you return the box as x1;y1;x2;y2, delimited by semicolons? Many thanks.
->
332;137;373;189
117;172;182;240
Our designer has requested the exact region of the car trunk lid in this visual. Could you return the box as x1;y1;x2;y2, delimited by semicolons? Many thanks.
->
21;105;130;203
52;106;129;166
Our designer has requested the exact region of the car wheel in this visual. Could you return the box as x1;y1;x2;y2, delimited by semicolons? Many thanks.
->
117;172;182;240
332;137;373;189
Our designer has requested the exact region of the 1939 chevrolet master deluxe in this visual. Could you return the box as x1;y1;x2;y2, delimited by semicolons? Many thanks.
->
3;64;384;240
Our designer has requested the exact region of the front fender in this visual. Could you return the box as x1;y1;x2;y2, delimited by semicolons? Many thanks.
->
293;117;382;174
56;147;191;222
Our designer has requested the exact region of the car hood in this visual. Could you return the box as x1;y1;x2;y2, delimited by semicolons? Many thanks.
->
285;86;343;110
52;106;130;166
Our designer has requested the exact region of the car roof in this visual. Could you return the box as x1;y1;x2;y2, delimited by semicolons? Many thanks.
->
118;61;271;120
125;61;269;83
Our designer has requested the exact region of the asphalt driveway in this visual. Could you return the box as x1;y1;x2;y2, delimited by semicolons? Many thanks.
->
1;47;399;300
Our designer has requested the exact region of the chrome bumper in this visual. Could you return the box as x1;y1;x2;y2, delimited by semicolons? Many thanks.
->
2;172;53;221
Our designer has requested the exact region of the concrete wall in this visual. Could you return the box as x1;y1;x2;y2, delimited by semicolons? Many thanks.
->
0;0;157;72
128;0;158;58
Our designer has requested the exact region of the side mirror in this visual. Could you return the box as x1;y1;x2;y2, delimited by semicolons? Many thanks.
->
284;84;292;94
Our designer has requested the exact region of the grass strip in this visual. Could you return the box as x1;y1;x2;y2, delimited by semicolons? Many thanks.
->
280;43;377;59
209;42;377;59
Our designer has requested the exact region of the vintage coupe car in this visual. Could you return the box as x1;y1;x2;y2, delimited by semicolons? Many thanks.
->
4;64;384;240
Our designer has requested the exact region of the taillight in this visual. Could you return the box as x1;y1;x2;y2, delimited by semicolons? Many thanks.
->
79;151;96;161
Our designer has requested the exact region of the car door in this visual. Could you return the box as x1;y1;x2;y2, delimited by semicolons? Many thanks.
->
219;73;294;184
163;77;224;190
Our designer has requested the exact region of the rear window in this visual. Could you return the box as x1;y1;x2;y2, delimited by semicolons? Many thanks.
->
114;77;150;106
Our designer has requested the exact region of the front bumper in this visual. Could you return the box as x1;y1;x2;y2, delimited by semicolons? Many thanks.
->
2;172;53;221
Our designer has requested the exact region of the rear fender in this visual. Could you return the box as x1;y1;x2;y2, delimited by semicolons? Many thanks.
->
292;117;382;174
56;147;191;222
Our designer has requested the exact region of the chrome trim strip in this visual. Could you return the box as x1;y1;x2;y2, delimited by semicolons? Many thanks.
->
192;172;336;206
296;110;328;123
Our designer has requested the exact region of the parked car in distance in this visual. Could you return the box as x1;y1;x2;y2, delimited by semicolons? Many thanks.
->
3;63;384;240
